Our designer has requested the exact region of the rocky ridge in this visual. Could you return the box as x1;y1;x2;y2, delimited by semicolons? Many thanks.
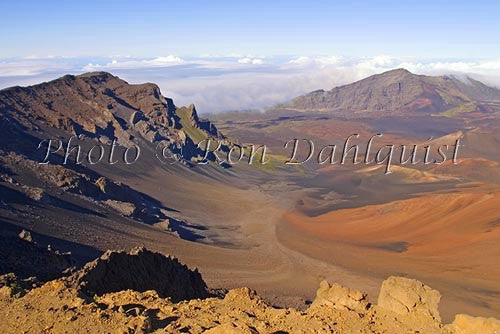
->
0;151;182;226
0;71;225;164
0;246;498;333
0;72;230;248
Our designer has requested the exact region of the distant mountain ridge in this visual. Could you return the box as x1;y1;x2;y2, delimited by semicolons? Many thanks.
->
0;72;229;234
0;72;223;163
284;68;500;115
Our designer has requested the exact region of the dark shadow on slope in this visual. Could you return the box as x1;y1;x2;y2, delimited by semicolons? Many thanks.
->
372;241;409;253
0;184;105;218
46;194;106;217
0;220;103;279
163;218;207;242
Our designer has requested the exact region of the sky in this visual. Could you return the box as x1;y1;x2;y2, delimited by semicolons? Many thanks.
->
1;1;500;112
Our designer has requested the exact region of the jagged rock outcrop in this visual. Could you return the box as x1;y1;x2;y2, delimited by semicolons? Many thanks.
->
285;68;500;115
0;71;223;163
182;104;221;138
0;249;499;333
70;247;209;302
311;279;370;312
378;275;442;322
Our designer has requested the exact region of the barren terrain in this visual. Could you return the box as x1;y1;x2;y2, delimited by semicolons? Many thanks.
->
1;70;500;331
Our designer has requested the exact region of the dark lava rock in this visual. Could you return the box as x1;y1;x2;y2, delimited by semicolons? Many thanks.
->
71;247;209;302
0;230;76;281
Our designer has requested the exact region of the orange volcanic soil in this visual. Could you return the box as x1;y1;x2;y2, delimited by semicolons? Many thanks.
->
284;190;500;265
278;188;500;319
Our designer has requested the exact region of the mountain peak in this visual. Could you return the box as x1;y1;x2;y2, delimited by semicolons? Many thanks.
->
0;72;224;164
285;69;500;115
74;71;121;83
365;68;415;83
382;68;412;75
77;71;116;79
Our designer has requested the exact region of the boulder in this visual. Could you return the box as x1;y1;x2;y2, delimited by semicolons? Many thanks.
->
448;314;500;334
377;276;441;322
103;200;136;216
312;280;370;312
18;229;32;243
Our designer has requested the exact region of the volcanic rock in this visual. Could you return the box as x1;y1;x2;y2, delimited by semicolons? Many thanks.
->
0;229;75;281
18;229;33;242
378;275;441;322
448;314;500;334
311;280;370;312
70;247;209;302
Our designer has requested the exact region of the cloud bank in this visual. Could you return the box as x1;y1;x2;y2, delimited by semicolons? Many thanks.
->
1;55;500;113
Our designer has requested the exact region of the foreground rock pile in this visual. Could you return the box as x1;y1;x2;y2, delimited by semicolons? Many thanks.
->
71;247;209;302
0;248;499;334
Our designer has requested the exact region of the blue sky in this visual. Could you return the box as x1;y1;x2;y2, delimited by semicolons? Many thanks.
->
2;0;499;58
1;1;500;112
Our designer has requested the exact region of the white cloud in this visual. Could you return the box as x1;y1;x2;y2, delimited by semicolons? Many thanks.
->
237;57;264;65
153;55;185;64
288;55;340;66
82;55;185;71
288;56;312;65
357;55;396;68
0;59;73;76
2;55;500;112
477;60;500;70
